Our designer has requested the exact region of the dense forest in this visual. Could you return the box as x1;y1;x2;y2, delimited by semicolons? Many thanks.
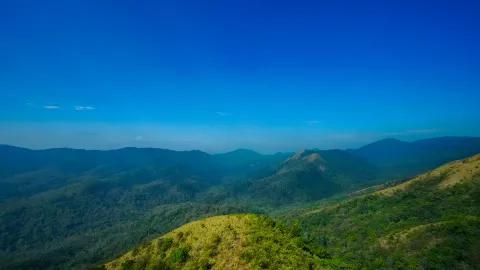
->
1;137;480;269
287;154;480;269
103;153;480;270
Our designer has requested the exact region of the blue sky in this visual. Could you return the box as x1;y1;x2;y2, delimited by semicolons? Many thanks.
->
1;0;479;152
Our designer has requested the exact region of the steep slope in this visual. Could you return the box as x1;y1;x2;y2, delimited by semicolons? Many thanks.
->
378;153;480;195
288;153;480;269
352;136;480;179
104;214;329;270
223;149;377;207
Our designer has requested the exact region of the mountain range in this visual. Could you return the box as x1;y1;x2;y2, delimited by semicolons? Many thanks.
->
105;153;480;269
1;136;480;269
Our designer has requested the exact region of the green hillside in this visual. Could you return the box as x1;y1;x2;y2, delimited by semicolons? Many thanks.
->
208;149;378;208
103;214;330;270
1;139;480;269
0;147;286;269
103;154;480;270
287;154;480;269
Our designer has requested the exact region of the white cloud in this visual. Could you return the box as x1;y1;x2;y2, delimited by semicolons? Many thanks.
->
216;111;231;117
43;105;60;110
135;135;144;141
74;106;95;111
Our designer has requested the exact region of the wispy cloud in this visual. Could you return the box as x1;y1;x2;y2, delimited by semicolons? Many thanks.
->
216;111;231;117
74;105;95;111
43;105;60;110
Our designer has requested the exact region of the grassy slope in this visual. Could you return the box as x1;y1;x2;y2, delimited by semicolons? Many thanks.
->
104;214;330;270
286;154;480;269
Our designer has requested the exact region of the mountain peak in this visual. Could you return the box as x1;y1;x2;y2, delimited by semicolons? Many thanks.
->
104;214;323;270
278;150;326;173
289;149;322;161
360;138;408;148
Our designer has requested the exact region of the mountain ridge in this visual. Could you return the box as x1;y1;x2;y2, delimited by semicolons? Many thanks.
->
1;136;480;269
103;152;480;270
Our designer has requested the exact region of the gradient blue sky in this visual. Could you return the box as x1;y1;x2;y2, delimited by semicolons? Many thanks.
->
1;0;479;152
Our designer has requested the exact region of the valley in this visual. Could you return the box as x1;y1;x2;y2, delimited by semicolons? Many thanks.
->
1;137;480;269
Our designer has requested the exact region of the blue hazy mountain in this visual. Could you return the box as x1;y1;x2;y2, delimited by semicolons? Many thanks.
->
351;136;480;179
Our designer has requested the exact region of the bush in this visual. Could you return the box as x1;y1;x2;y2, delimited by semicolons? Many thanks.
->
168;246;189;264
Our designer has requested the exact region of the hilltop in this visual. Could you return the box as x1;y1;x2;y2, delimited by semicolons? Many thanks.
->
225;149;377;207
104;214;328;270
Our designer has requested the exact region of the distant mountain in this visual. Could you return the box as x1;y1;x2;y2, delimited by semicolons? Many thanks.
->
0;146;288;269
213;149;378;207
103;214;328;270
351;136;480;179
290;153;480;269
212;149;292;181
0;146;288;200
214;148;264;163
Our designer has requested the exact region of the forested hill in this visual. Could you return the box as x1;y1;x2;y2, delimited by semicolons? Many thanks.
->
101;153;480;270
0;147;289;269
1;137;480;269
209;149;378;207
286;154;480;269
0;145;290;200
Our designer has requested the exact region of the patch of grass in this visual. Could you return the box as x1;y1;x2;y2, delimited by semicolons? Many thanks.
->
105;214;332;269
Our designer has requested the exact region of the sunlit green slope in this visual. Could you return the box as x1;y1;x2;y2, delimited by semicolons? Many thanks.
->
104;214;330;270
288;154;480;269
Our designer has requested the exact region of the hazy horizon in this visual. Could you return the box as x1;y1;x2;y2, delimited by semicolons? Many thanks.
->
2;1;480;152
1;130;478;154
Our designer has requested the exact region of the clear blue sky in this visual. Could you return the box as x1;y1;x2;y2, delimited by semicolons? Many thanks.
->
1;0;479;152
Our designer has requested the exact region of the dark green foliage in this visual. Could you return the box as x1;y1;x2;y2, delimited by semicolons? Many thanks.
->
289;171;480;269
241;216;320;269
0;146;289;269
168;246;189;264
208;149;379;208
158;238;174;253
1;141;480;269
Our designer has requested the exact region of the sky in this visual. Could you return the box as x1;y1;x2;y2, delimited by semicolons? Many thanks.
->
1;0;479;152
